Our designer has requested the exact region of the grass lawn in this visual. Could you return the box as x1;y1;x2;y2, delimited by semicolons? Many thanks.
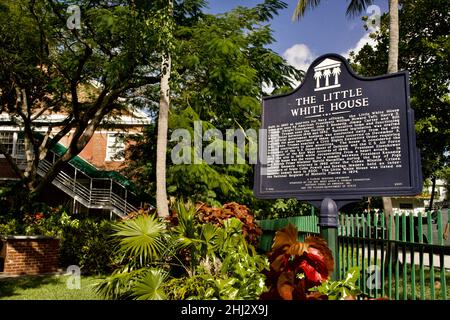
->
0;274;105;300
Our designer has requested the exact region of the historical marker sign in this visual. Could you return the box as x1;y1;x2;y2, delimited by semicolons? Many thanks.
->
254;53;422;201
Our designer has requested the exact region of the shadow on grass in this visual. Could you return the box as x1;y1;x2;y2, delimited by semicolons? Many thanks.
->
0;275;60;298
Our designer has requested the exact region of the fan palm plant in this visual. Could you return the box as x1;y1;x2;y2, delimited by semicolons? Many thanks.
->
132;269;168;300
96;214;168;299
112;214;167;267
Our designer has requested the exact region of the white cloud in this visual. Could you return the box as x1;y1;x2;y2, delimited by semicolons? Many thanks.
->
282;43;316;88
278;34;377;90
283;43;316;72
341;32;377;58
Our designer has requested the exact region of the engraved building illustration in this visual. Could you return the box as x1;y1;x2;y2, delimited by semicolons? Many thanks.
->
313;58;342;91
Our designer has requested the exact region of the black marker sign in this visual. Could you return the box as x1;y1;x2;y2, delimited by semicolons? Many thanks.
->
254;53;422;201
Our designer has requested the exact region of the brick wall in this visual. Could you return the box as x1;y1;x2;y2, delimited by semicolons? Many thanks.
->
1;236;59;275
59;131;129;171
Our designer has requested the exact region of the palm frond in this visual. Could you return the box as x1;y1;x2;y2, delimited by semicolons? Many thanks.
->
112;215;166;265
346;0;374;17
292;0;322;21
95;267;148;300
132;269;168;300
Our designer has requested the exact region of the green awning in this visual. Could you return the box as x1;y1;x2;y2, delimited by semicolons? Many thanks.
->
50;142;136;191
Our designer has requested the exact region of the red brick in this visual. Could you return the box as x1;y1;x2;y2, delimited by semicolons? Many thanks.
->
2;238;60;275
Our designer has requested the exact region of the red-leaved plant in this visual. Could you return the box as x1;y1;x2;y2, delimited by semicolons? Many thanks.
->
261;224;334;300
195;202;262;246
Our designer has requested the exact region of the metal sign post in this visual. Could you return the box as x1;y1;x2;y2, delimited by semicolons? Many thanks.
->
320;198;339;280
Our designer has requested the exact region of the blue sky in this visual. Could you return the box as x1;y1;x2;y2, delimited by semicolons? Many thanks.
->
206;0;389;71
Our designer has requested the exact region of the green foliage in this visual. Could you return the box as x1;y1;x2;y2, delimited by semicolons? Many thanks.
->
22;210;79;238
59;219;116;275
123;0;302;209
0;0;163;196
0;219;19;235
97;201;268;300
95;267;148;300
437;167;450;202
257;198;314;219
132;269;168;300
164;275;214;300
340;197;384;214
0;207;116;274
165;215;269;300
310;267;362;300
196;202;263;246
112;215;166;266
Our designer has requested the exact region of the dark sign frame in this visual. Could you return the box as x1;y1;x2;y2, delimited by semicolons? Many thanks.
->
254;53;422;201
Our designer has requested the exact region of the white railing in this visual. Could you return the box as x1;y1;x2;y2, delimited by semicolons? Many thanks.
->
31;150;142;218
1;131;146;217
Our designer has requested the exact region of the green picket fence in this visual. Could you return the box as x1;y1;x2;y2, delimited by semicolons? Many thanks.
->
258;209;449;300
338;210;449;300
258;215;320;251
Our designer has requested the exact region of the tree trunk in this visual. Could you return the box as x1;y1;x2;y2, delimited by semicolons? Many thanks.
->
428;176;436;212
155;51;171;218
31;100;114;198
387;0;399;74
384;0;399;229
383;197;394;236
384;0;400;273
154;0;173;218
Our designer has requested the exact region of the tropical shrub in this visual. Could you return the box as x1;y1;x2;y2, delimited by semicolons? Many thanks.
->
0;206;116;274
22;208;78;238
95;214;168;299
0;218;20;235
59;219;116;275
195;202;262;247
132;269;169;300
166;210;268;300
256;198;314;220
261;224;334;300
96;201;269;300
309;267;361;300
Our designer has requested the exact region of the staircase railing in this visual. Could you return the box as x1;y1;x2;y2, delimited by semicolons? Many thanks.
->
1;130;148;217
19;148;143;218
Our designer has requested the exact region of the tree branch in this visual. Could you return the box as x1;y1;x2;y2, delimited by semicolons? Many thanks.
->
46;116;76;151
32;91;119;196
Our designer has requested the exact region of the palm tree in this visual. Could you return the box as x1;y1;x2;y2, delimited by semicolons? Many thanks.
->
323;68;331;87
156;0;174;218
332;66;341;85
387;0;399;74
293;0;375;20
95;215;168;299
314;70;322;88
